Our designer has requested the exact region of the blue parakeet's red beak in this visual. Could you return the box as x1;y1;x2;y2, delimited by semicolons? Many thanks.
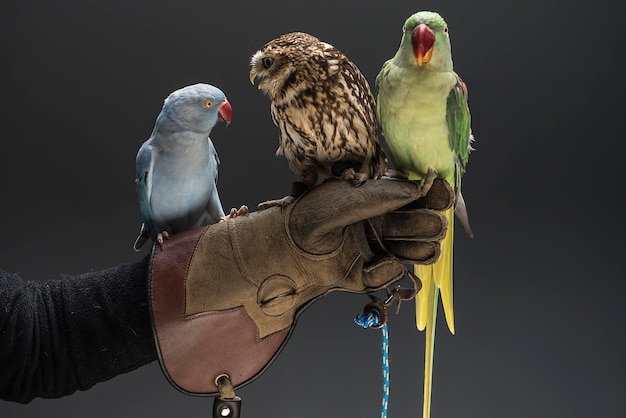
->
218;100;232;125
411;24;435;66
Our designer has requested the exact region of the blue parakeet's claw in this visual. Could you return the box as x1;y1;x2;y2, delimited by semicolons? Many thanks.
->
156;231;170;249
134;83;231;251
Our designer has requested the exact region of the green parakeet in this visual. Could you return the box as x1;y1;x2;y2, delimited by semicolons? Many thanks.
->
375;10;474;418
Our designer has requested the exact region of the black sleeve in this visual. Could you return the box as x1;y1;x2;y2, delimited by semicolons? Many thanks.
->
0;258;158;403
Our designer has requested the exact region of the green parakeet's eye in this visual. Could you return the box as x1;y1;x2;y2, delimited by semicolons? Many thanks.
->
262;57;274;69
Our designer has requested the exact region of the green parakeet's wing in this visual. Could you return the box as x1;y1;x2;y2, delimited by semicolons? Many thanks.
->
447;76;473;237
447;76;471;171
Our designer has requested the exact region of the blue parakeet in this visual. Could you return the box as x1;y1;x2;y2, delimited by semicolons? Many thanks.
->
133;83;233;251
375;11;474;418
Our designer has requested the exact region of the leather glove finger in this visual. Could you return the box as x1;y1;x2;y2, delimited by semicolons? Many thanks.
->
289;176;445;254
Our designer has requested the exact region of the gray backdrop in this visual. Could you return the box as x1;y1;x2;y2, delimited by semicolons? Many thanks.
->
1;0;624;417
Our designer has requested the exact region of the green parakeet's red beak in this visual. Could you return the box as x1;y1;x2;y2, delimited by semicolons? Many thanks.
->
411;24;435;66
218;99;232;125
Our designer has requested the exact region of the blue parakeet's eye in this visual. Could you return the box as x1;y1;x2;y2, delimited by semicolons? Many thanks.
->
203;99;215;109
262;57;274;69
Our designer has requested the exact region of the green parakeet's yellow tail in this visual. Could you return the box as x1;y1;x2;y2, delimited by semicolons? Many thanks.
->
415;205;455;418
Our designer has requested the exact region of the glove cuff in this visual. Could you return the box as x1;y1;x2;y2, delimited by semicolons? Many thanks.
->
149;227;291;396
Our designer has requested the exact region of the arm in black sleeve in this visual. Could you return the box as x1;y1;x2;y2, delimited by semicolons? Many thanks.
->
0;257;158;403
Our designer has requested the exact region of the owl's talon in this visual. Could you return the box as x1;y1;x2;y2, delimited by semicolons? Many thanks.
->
338;168;367;187
382;169;409;180
349;176;367;187
258;195;296;210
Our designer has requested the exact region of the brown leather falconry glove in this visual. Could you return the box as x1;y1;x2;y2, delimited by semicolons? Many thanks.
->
149;177;454;396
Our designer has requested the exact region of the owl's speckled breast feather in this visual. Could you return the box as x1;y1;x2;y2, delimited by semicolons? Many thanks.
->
250;32;387;187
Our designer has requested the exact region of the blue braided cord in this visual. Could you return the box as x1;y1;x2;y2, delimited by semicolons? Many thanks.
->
354;310;390;418
354;310;381;328
381;323;390;418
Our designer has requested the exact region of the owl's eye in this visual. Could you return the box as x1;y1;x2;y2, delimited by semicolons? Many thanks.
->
262;57;274;69
203;99;214;109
